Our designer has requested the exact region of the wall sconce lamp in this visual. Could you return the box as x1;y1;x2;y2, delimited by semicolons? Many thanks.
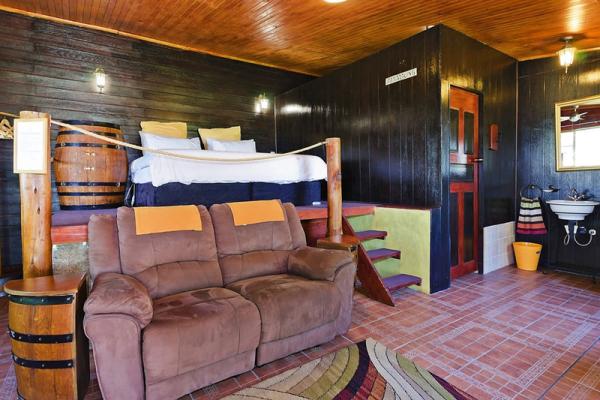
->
94;67;106;93
558;37;576;73
255;94;270;113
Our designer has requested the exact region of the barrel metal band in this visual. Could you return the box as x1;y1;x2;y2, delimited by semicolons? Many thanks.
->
8;294;74;305
57;131;119;137
61;120;120;129
57;181;126;187
59;204;120;210
58;143;122;149
57;191;124;197
12;354;74;369
9;329;73;344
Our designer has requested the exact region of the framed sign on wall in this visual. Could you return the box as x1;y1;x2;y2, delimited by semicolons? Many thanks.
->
13;118;49;174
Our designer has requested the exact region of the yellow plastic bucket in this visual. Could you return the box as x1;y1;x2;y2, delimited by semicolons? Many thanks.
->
513;242;542;271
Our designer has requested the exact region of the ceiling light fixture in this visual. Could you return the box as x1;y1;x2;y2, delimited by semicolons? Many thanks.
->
324;0;347;3
558;37;576;73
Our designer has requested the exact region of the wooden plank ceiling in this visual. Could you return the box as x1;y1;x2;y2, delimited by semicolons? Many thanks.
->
1;0;599;75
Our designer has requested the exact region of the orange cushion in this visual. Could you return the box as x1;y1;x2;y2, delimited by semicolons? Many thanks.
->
134;205;202;235
226;200;285;226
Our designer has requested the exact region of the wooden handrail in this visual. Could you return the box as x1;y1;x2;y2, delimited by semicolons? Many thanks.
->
326;137;342;239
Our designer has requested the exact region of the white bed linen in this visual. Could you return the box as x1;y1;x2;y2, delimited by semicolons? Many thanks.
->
130;149;327;187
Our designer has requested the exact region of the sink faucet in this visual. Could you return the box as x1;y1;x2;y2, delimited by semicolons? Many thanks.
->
567;187;586;201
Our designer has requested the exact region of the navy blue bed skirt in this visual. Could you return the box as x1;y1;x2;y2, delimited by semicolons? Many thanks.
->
130;181;323;207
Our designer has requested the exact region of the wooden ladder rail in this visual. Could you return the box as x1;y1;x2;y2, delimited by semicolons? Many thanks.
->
342;217;395;306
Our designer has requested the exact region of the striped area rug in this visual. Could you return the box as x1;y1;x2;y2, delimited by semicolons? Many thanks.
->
225;339;476;399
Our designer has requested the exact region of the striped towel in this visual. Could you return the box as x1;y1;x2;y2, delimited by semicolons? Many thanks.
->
516;197;547;235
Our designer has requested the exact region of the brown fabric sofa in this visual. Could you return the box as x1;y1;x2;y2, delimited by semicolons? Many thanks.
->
84;203;356;400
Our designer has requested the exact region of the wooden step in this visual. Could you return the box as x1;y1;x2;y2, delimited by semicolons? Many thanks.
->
342;217;396;307
367;248;401;262
355;230;387;241
383;274;422;291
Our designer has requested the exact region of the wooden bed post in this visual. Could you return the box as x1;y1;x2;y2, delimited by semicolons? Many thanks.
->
18;111;53;278
325;137;342;239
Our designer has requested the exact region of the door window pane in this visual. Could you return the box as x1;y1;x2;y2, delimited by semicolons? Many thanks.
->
450;193;459;267
450;164;474;182
450;109;459;152
464;192;474;263
464;111;474;154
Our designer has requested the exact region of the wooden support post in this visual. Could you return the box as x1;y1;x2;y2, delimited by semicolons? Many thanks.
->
18;111;52;278
325;137;342;239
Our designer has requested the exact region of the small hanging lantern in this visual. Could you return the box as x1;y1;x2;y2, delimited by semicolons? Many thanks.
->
558;37;576;73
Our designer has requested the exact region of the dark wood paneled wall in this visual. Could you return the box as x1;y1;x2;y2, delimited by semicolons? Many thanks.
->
276;27;442;206
518;49;600;274
441;26;518;228
438;27;517;290
0;10;311;268
276;26;518;292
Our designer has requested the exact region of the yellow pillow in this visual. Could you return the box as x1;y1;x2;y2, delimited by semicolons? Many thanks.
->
198;126;241;149
140;121;187;138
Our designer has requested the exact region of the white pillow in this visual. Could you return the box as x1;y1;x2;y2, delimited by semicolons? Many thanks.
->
139;132;201;155
206;138;256;153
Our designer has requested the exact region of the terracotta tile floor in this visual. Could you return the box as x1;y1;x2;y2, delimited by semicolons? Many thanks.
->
0;266;599;399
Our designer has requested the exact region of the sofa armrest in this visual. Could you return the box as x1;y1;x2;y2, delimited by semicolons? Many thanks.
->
332;261;357;334
288;246;354;281
84;273;153;329
85;314;145;400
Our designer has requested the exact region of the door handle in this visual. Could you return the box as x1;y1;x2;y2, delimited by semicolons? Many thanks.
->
473;158;484;163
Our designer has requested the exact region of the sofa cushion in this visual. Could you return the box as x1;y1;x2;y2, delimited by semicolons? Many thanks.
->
143;287;260;385
133;260;223;299
227;274;341;343
116;206;222;298
210;202;304;285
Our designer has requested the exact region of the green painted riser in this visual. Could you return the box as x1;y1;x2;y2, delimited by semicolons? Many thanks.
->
348;207;431;294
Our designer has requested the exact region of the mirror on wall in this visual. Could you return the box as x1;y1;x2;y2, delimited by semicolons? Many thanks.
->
555;95;600;171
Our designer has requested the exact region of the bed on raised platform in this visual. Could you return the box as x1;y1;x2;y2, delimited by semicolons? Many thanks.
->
128;149;327;207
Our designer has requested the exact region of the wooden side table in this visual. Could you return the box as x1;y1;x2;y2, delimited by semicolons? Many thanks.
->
4;273;89;400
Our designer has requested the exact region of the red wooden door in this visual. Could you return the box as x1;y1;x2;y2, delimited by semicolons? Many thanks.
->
449;87;480;279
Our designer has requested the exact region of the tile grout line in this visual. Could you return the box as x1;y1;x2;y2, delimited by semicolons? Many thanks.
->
536;335;600;399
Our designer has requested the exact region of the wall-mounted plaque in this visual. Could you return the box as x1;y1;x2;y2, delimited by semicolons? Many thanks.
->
489;124;499;151
385;68;417;86
13;118;49;174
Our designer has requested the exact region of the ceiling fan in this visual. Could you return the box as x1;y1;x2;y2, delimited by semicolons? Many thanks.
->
561;105;587;123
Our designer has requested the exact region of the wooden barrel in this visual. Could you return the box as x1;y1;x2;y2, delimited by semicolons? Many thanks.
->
54;120;128;210
5;274;89;400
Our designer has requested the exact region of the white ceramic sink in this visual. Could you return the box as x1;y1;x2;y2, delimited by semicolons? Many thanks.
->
546;200;599;221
